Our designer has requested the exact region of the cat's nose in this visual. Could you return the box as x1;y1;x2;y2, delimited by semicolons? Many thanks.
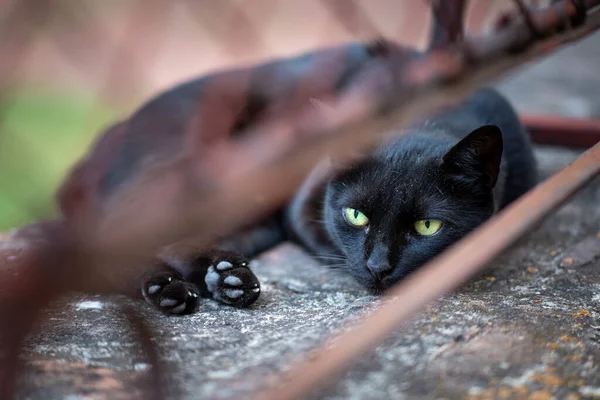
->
366;243;393;281
366;259;393;281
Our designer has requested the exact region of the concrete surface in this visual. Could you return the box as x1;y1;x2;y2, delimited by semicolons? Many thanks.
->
5;32;600;400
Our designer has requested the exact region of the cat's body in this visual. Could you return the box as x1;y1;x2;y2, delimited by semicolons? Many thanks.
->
57;40;537;314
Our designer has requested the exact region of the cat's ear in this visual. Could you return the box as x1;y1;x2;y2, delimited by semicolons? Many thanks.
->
441;124;503;189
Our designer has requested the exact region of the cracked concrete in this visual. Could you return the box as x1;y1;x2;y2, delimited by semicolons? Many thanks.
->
4;32;600;400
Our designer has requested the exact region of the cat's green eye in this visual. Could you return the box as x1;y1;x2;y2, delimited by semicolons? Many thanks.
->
343;207;369;227
414;219;443;236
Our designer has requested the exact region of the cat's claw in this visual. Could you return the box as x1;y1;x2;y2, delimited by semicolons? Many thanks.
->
142;272;199;315
204;258;260;307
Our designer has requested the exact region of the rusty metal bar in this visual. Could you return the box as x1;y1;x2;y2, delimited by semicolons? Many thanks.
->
428;0;467;49
251;140;600;400
522;114;600;148
513;0;543;38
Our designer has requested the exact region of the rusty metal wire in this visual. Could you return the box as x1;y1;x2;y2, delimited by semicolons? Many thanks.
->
428;0;467;49
0;1;599;399
522;115;600;147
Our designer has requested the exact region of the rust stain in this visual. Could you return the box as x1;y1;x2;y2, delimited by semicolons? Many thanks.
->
531;369;562;388
498;387;513;398
562;257;575;266
571;309;590;318
527;390;553;400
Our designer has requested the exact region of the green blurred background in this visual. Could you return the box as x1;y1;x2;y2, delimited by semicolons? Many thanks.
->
0;88;118;231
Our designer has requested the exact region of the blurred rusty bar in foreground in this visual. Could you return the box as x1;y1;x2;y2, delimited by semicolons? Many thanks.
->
252;137;600;400
428;0;466;49
522;114;600;148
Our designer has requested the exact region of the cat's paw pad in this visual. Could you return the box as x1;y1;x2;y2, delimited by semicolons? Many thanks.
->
142;273;199;315
204;260;260;307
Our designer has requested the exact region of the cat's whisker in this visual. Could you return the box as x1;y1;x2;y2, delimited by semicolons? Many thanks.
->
316;261;346;267
312;254;345;259
312;254;346;261
322;263;346;270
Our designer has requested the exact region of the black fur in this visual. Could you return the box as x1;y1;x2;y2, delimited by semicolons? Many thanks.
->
286;87;537;292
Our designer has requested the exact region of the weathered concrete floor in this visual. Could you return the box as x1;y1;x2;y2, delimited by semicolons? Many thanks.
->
6;32;600;400
9;145;598;400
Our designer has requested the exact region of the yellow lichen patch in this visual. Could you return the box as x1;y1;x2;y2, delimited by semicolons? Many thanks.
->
560;335;574;342
528;390;553;400
531;371;562;388
563;257;574;265
575;341;585;349
569;355;582;362
547;342;559;350
527;266;539;273
514;386;530;396
497;387;513;398
571;309;590;318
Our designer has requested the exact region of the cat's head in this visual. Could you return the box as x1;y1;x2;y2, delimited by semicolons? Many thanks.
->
322;125;503;293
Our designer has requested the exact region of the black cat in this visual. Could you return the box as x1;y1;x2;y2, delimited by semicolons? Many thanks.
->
57;40;537;314
286;88;538;293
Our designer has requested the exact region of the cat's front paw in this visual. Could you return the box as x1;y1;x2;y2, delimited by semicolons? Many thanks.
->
142;272;200;315
204;259;260;307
